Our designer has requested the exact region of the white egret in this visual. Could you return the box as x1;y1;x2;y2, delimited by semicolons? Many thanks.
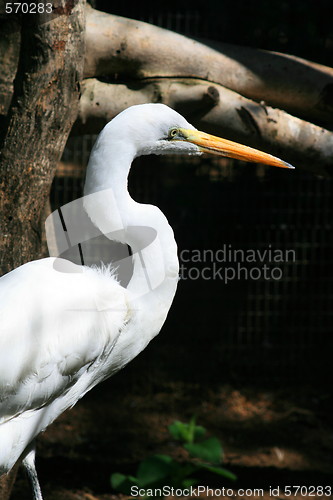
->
0;103;293;499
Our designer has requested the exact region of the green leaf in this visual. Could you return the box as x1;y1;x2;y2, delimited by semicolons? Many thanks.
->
168;420;190;442
175;462;198;479
137;454;175;487
190;423;207;442
198;462;237;481
187;416;196;444
181;477;200;488
110;472;138;494
185;437;223;464
168;419;206;444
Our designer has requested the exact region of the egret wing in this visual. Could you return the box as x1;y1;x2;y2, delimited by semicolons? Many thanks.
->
0;258;128;423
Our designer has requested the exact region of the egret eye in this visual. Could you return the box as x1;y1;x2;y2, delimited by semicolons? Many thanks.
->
168;128;179;139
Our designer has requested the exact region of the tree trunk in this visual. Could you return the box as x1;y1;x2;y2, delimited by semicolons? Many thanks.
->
0;16;20;121
0;1;86;277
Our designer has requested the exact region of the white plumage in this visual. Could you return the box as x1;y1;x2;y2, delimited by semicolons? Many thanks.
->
0;104;292;498
0;261;125;459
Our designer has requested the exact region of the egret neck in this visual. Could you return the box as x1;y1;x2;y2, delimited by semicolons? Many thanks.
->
83;124;179;331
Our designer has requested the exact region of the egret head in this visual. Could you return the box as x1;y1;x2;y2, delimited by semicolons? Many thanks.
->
103;103;294;169
102;103;199;157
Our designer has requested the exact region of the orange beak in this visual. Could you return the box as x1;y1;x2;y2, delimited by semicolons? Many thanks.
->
179;128;294;169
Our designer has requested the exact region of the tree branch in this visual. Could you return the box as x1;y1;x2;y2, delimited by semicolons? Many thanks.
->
84;6;333;128
0;1;86;276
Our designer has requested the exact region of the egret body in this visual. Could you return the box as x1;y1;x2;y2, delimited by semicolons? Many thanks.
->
0;104;293;499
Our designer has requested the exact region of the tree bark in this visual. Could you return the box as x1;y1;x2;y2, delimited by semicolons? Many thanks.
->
0;1;86;277
84;6;333;128
0;462;20;500
0;16;20;121
76;77;333;176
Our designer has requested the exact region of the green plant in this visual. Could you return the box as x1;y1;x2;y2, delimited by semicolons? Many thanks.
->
111;417;236;499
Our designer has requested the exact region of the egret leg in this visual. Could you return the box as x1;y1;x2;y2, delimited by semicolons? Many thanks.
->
22;445;43;500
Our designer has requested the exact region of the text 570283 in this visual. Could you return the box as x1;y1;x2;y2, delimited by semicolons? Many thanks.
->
5;3;53;14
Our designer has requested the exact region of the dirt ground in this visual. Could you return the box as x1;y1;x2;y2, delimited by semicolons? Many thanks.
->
11;376;333;500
